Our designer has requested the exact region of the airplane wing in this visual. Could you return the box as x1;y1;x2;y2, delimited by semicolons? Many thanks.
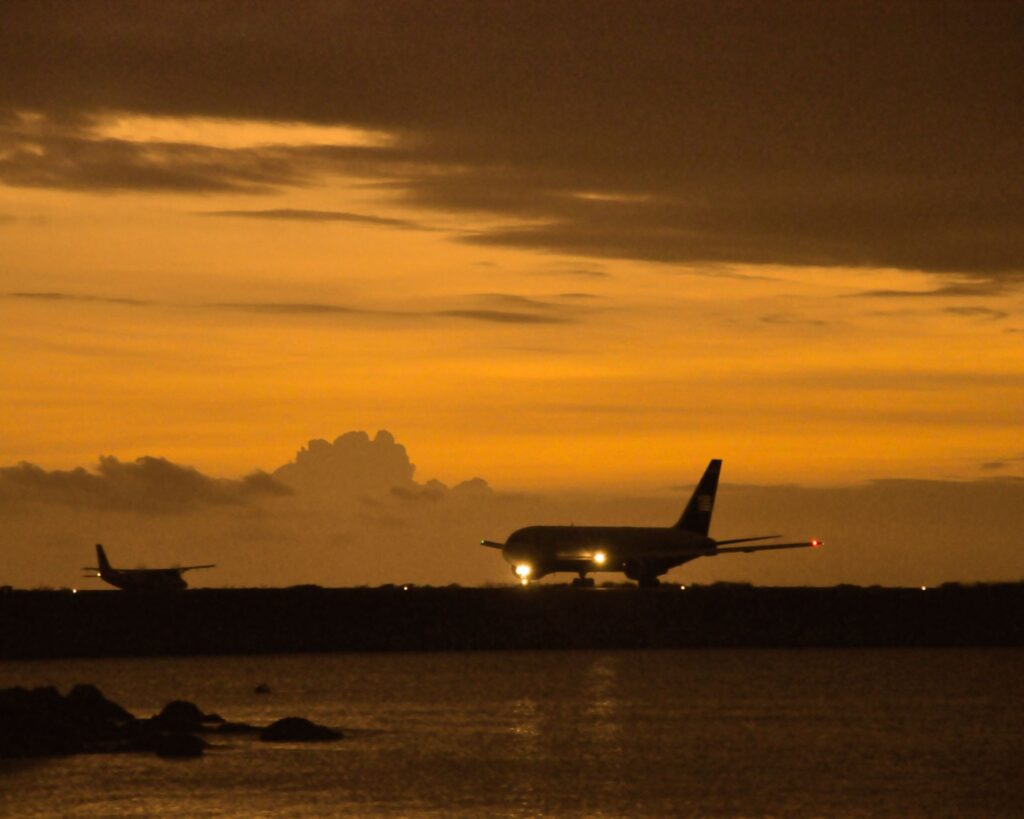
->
180;564;216;572
561;540;822;561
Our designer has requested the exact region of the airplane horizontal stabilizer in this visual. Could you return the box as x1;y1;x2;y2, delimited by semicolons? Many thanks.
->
714;535;781;546
714;540;823;555
479;540;506;549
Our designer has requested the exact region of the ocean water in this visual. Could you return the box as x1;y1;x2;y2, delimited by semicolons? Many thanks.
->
1;649;1022;817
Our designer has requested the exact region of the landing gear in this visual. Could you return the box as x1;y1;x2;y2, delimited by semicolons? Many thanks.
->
572;574;595;588
637;575;661;589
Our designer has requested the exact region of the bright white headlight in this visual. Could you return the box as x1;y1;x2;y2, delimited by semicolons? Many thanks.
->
515;564;532;578
593;550;607;566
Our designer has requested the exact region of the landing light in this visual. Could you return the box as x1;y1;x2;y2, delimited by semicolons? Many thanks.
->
593;550;607;566
515;564;532;578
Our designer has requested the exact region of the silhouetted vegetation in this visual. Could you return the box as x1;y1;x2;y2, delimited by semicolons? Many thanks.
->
2;584;1022;658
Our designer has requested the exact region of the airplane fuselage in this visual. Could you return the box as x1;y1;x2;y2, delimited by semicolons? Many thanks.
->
99;568;188;592
503;525;715;581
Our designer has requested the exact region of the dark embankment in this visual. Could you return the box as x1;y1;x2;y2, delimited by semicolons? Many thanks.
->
2;584;1023;659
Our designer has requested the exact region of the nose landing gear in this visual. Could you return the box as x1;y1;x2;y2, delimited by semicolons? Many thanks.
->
571;573;596;588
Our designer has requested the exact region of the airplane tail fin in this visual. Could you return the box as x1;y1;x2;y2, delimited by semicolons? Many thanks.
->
673;459;721;535
95;544;111;574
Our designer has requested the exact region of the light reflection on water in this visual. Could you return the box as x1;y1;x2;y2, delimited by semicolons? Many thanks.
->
1;649;1023;817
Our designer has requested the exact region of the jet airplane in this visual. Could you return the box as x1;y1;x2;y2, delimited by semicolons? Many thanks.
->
83;544;215;591
481;459;821;587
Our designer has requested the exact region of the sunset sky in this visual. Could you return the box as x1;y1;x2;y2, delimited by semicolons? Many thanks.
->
2;2;1022;587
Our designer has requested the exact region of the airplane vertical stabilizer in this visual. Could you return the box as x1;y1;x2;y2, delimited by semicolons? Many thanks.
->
673;459;721;535
96;544;112;574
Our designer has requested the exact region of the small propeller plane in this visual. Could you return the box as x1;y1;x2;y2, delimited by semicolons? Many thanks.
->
481;459;822;587
83;544;215;591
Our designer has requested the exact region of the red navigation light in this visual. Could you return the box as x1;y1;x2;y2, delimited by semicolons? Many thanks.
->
810;539;823;548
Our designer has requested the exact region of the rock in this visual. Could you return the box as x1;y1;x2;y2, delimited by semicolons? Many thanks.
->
259;717;342;742
0;685;137;758
152;700;222;732
153;732;206;758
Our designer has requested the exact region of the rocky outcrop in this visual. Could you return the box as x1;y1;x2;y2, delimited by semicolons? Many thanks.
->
0;685;342;760
260;716;342;742
0;684;134;758
150;700;224;732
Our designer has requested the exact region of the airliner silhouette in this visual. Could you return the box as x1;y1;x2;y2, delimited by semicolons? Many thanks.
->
482;460;821;587
84;544;215;591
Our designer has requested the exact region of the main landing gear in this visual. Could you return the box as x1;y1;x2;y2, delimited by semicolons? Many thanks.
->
571;574;596;588
636;575;661;589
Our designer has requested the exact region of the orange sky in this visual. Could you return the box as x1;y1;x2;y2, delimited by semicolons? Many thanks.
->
1;2;1023;588
0;3;1019;589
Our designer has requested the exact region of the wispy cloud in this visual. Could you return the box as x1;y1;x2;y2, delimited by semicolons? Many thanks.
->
759;312;830;327
9;292;150;306
849;281;1012;298
209;302;371;316
943;306;1009;321
432;309;570;325
199;208;432;230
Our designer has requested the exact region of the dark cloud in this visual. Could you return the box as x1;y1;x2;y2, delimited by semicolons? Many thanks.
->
0;1;1019;275
0;456;290;513
199;208;432;230
0;129;305;193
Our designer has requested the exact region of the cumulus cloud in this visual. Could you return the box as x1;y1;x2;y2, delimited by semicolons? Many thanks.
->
0;456;290;512
3;429;1024;588
0;1;1020;275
